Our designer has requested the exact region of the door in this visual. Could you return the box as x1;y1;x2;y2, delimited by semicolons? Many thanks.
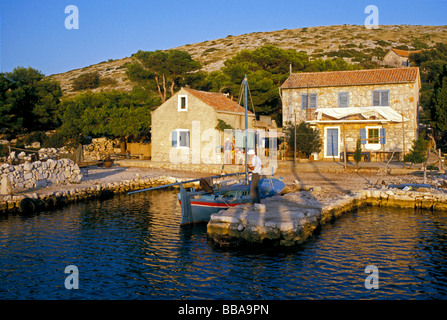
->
326;128;339;157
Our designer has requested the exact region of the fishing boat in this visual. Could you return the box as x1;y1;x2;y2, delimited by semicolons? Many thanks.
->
178;175;285;225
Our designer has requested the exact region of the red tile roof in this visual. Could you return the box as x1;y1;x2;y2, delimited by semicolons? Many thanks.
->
280;67;420;89
391;48;421;58
183;88;253;114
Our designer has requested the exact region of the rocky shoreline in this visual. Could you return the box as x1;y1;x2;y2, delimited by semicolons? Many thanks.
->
2;160;447;250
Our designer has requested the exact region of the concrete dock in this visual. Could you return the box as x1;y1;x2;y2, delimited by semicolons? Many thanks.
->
207;186;447;247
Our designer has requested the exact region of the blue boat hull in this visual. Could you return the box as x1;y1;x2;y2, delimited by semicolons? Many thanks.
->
179;178;285;225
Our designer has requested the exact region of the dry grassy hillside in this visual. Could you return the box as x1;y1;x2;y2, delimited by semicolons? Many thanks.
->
49;24;447;96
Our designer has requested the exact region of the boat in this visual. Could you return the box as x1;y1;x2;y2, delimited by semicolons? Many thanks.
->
178;176;285;225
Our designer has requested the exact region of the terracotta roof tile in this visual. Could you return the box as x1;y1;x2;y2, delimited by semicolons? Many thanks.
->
391;48;421;57
280;67;420;89
183;88;253;114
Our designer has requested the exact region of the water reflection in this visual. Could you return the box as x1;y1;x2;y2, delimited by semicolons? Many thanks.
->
0;191;446;300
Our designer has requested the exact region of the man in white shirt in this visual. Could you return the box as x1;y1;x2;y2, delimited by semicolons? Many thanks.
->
247;149;262;204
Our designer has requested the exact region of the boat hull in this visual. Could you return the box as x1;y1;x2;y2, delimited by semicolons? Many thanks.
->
179;178;285;225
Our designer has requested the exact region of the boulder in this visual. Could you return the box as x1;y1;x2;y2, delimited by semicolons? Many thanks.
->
0;177;12;195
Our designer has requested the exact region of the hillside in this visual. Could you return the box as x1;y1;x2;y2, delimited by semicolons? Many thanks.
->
49;24;447;96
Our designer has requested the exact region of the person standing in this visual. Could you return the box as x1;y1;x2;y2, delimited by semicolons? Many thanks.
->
247;149;262;204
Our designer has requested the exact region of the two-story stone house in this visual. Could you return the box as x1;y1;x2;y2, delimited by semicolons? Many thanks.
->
280;67;421;161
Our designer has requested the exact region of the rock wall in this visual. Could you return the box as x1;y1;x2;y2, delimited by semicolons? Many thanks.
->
0;175;199;214
0;158;83;193
83;137;121;160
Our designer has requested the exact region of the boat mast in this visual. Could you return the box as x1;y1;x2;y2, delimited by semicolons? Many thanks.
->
244;74;248;184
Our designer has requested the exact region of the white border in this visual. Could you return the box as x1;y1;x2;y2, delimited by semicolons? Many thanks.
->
365;126;382;150
173;129;190;149
178;95;188;111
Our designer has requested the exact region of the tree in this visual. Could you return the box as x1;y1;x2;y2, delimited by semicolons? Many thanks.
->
207;45;360;121
404;133;429;167
215;119;233;132
409;44;447;145
58;91;156;146
427;64;447;138
283;121;321;158
0;66;62;134
126;50;201;103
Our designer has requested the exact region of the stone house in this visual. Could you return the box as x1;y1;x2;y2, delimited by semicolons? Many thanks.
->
280;67;421;161
151;88;256;163
383;49;421;67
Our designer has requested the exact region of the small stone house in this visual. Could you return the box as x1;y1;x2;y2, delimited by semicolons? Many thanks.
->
151;88;255;163
280;67;421;161
383;49;421;67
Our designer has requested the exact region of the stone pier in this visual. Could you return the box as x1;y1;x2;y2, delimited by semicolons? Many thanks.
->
207;187;447;247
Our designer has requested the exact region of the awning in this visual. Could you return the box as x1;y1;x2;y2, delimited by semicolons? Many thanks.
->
314;107;408;122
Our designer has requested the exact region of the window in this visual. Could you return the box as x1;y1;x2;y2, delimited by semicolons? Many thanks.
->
171;129;189;148
338;92;349;108
302;93;317;109
178;95;188;111
368;128;380;144
360;127;386;150
372;90;389;106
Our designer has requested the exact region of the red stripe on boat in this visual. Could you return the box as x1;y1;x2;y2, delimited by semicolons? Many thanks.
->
179;201;244;208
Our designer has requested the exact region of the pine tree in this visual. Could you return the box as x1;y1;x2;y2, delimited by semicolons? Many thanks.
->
404;133;429;167
428;65;447;135
353;138;363;165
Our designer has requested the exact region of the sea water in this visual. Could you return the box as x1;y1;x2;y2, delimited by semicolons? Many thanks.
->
0;190;446;300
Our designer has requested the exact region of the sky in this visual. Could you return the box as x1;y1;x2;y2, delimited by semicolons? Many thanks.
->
0;0;446;76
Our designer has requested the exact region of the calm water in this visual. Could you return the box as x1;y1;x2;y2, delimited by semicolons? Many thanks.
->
0;190;446;300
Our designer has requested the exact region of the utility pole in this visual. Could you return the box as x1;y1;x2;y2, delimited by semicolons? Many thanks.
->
244;74;248;183
402;112;405;168
343;123;347;170
294;109;296;163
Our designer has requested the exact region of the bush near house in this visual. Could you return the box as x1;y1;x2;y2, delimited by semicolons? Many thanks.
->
283;121;321;158
404;133;429;166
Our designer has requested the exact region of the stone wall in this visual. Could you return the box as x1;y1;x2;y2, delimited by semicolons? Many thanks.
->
0;175;200;214
0;158;83;194
83;137;121;160
383;51;407;67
